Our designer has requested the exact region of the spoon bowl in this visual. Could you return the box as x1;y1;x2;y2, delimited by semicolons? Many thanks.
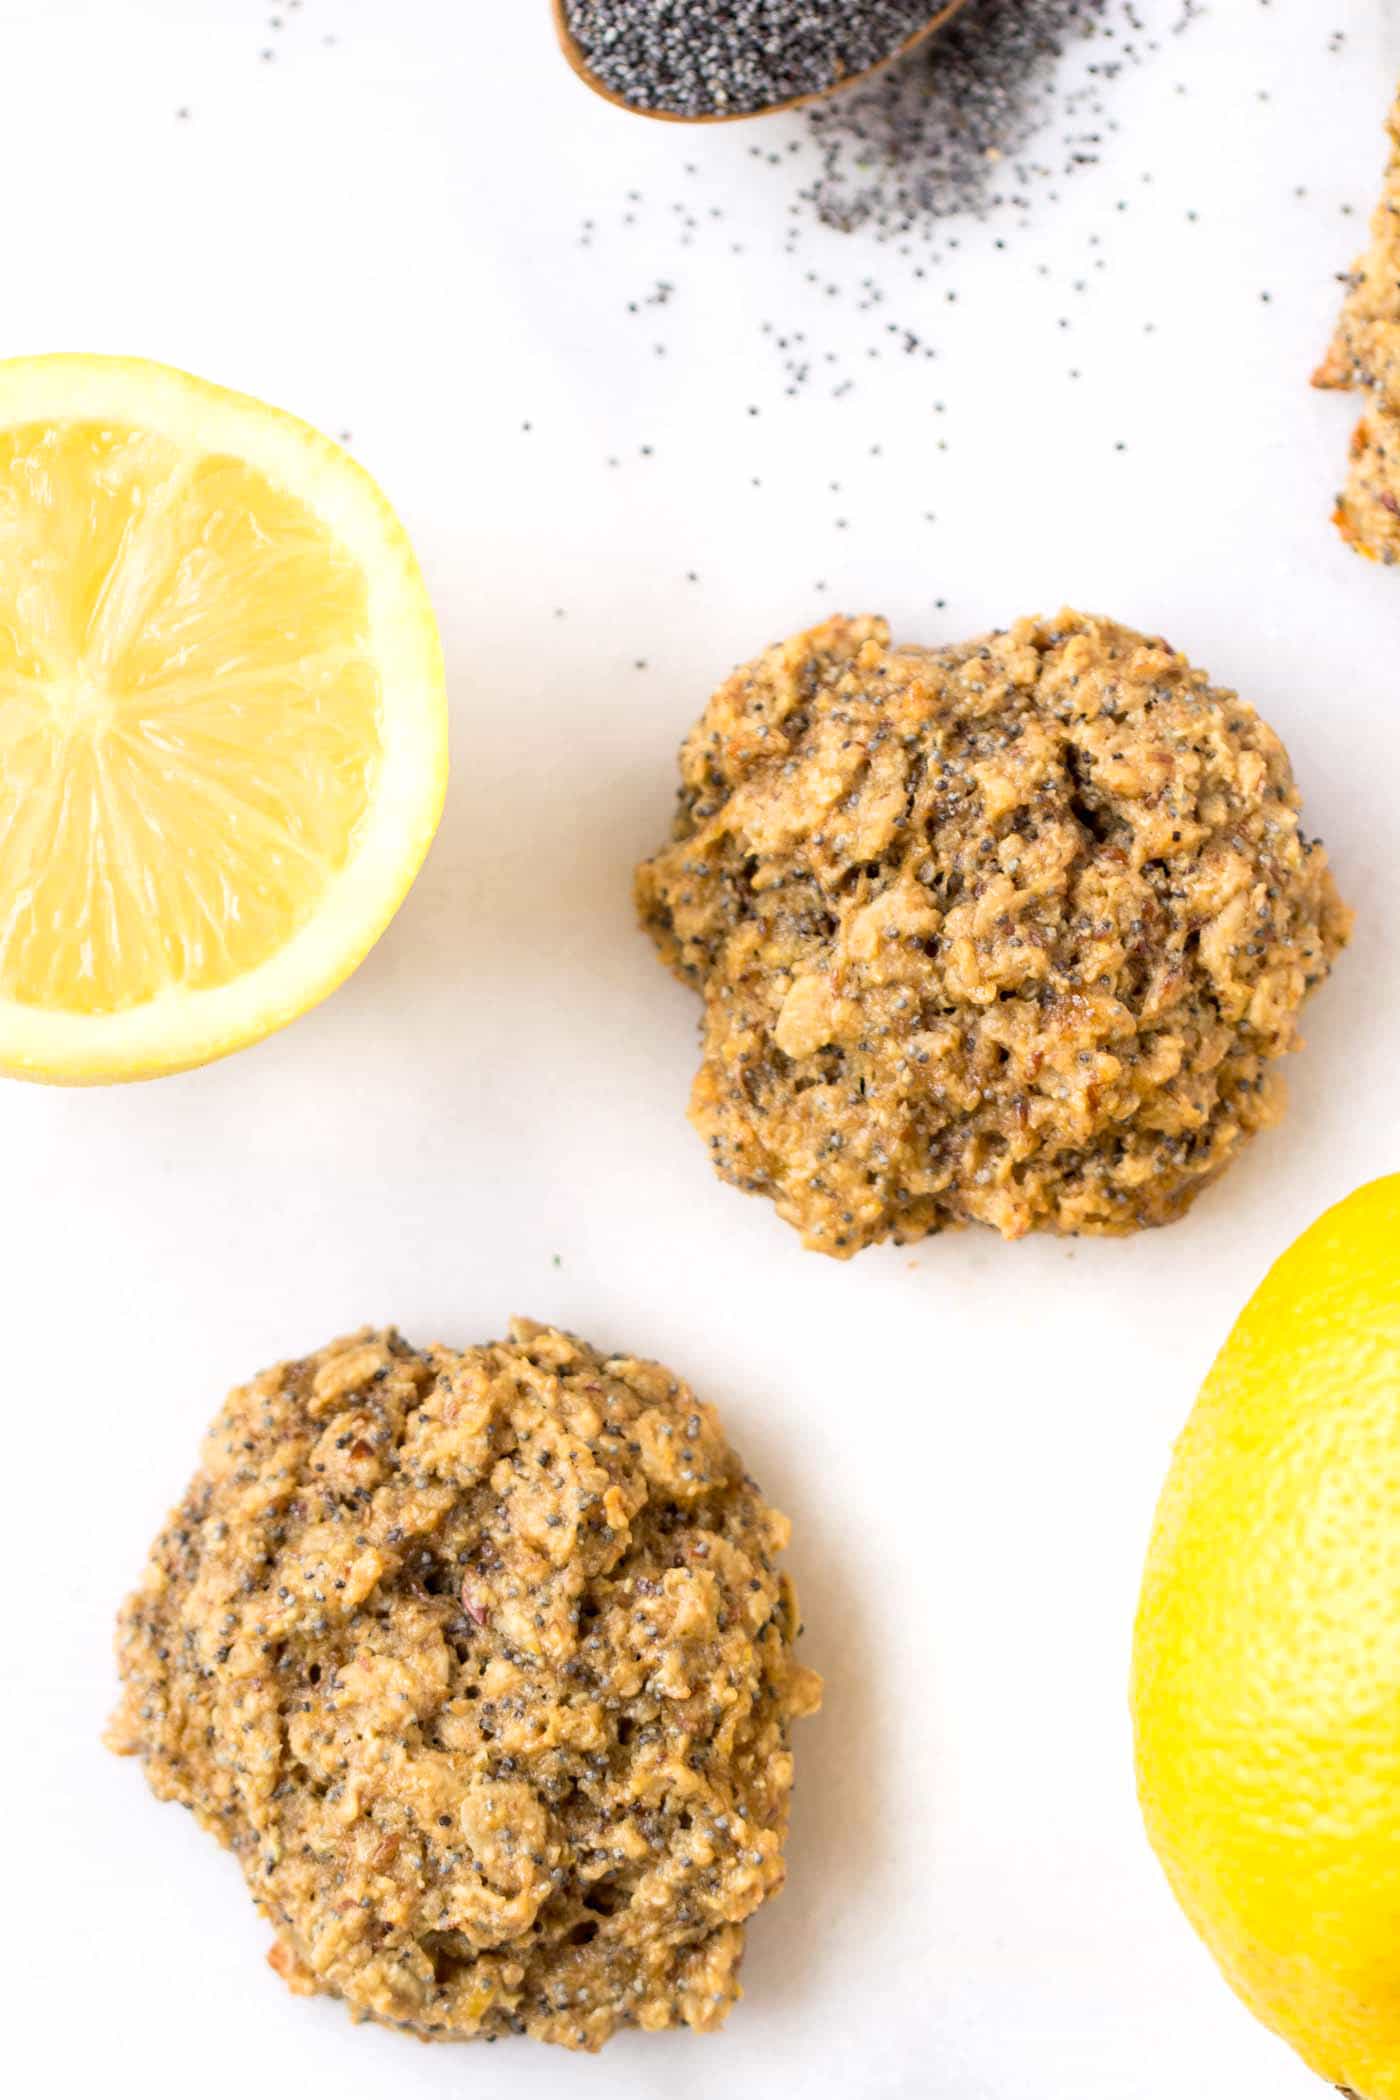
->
551;0;973;125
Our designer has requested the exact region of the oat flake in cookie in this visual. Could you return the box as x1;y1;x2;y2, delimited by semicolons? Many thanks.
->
107;1325;821;2050
637;613;1350;1256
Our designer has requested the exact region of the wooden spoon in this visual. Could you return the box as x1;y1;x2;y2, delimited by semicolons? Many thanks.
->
551;0;972;125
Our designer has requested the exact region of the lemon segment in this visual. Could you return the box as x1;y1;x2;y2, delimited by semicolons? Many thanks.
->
0;356;446;1082
1132;1175;1400;2100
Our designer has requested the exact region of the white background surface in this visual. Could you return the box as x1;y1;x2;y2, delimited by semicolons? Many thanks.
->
2;2;1398;2095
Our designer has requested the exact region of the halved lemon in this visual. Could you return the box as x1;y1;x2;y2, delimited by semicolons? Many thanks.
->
0;355;447;1083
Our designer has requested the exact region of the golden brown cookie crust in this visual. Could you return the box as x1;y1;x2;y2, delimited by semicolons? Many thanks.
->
1315;85;1400;561
637;612;1349;1256
1333;402;1400;563
108;1324;820;2050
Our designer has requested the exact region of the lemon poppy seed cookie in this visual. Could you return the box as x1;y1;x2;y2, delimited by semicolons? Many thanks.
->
1314;85;1400;562
108;1324;820;2051
637;612;1349;1256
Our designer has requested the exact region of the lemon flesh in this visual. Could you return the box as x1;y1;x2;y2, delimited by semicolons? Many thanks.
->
0;357;445;1081
1132;1175;1400;2099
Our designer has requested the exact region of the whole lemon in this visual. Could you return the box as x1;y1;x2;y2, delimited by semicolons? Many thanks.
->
1132;1175;1400;2098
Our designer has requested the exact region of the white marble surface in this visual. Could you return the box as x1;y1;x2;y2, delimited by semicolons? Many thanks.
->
2;2;1397;2095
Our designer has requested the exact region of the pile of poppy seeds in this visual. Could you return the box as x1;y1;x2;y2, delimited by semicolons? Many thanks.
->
577;0;1202;409
564;0;938;119
798;0;1160;234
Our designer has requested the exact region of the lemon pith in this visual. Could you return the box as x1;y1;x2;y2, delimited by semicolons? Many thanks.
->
0;355;446;1082
1131;1175;1400;2099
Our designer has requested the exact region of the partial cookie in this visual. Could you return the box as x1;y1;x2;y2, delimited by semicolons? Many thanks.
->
637;613;1350;1256
1334;402;1400;563
108;1324;820;2050
1315;84;1400;560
